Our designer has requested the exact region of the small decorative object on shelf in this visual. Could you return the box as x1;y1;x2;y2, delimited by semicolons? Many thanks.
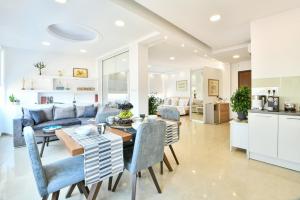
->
73;68;88;78
77;87;95;91
9;94;20;105
34;61;46;76
58;70;63;77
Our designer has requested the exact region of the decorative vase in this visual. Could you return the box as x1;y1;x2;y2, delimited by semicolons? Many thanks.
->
237;112;247;120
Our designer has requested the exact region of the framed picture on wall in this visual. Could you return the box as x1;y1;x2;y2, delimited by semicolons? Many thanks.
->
176;80;188;91
208;79;219;96
73;68;88;78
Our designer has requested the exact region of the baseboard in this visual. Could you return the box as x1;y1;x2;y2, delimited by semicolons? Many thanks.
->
249;152;300;172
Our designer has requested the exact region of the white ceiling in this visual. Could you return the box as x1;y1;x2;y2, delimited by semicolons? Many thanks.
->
148;39;223;73
0;0;155;57
135;0;300;50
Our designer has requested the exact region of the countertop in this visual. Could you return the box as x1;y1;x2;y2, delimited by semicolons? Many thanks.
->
249;109;300;116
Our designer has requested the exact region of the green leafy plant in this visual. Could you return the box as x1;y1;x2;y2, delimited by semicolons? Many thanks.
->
148;95;161;115
9;94;16;103
34;61;46;75
231;87;251;117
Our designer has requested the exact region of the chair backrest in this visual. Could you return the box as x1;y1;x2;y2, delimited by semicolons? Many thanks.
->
129;120;166;173
159;107;180;121
23;127;48;197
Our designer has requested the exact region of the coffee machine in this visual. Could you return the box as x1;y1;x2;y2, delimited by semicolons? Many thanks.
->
252;95;267;110
266;90;279;112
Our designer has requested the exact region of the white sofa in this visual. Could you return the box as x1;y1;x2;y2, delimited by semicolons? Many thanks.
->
158;97;190;116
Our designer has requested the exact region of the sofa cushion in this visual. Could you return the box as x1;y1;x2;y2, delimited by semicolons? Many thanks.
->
170;97;179;106
33;118;81;130
83;105;97;118
54;106;75;120
23;106;54;121
30;110;48;124
178;98;189;106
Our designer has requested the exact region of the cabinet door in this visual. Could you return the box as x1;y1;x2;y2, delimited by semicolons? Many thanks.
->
249;113;278;158
278;115;300;163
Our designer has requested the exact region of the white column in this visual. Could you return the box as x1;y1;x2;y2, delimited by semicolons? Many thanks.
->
129;42;149;116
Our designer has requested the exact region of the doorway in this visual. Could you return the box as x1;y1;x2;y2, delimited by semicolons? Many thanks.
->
238;70;251;88
190;69;204;122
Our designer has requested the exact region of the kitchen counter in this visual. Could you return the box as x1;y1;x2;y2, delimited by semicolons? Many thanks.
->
249;109;300;116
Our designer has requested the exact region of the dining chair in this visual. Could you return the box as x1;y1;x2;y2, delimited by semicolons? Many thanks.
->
159;107;180;174
23;127;89;200
112;120;166;200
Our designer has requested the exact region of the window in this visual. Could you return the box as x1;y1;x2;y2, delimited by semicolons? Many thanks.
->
102;51;129;104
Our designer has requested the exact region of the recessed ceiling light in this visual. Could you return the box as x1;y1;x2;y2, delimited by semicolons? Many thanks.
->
122;58;127;62
164;35;168;40
233;55;240;59
181;43;185;47
210;14;221;22
80;49;87;53
204;54;208;57
193;49;198;53
41;41;51;46
169;57;175;60
55;0;67;4
115;20;125;27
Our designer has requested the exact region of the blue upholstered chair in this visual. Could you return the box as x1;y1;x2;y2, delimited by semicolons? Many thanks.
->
158;107;180;174
23;127;88;200
112;120;166;200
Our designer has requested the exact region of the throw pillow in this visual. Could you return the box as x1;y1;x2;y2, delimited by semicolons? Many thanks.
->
23;106;53;121
54;106;75;120
29;110;48;125
83;105;98;118
76;105;93;118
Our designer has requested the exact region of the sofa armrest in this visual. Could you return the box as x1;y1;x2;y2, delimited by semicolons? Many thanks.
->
13;118;25;147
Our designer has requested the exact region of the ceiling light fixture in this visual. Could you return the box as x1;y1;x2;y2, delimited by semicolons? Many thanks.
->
210;14;221;22
55;0;67;4
181;43;185;47
115;20;125;27
122;58;127;62
164;35;168;40
204;54;208;57
233;55;240;59
193;49;198;53
41;41;51;46
80;49;87;53
169;57;175;60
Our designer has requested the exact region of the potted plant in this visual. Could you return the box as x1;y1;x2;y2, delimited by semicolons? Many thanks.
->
148;94;161;115
230;87;251;120
34;61;46;76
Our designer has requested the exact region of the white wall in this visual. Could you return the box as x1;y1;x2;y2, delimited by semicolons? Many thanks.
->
149;74;164;97
251;8;300;78
1;47;97;134
163;70;190;98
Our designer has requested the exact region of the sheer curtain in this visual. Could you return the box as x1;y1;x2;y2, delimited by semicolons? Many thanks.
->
102;51;129;104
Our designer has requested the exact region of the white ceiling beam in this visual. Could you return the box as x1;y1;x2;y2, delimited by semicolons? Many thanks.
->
110;0;211;52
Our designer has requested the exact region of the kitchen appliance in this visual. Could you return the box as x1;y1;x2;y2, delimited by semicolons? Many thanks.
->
252;95;267;110
284;103;296;112
267;96;279;112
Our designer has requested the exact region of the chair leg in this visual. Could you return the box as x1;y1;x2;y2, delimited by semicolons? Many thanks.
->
169;145;179;165
137;171;141;178
87;181;102;200
42;196;48;200
108;176;113;191
46;137;50;146
112;172;123;192
163;153;173;172
148;167;162;193
78;181;89;198
131;173;137;200
66;184;76;198
51;191;60;200
39;137;47;157
160;161;163;175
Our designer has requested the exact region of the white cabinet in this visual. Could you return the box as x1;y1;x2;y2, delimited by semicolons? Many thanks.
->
230;120;248;151
248;113;278;158
278;115;300;164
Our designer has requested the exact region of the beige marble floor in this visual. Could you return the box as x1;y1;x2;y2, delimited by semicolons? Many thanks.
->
1;117;300;200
